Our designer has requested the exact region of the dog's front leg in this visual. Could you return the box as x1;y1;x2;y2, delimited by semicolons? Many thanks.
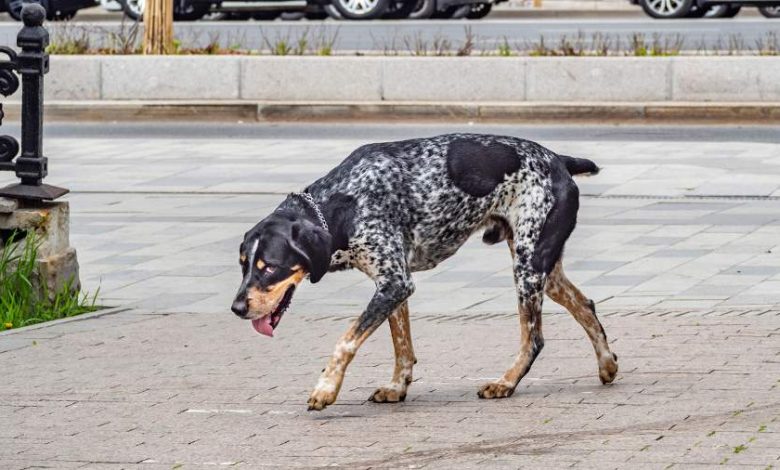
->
369;300;416;403
307;276;414;411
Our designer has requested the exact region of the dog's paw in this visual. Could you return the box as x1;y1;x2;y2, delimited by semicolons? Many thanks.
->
307;388;337;411
369;386;406;403
599;352;619;385
477;381;515;399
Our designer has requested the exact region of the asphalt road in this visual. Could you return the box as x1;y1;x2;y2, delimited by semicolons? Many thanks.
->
0;17;776;52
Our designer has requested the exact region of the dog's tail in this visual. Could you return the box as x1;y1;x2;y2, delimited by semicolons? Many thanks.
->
558;155;600;176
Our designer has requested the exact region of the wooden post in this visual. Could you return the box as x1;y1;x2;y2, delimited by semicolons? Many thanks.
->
143;0;174;55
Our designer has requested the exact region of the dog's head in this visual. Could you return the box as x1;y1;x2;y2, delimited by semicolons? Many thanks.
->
232;213;332;337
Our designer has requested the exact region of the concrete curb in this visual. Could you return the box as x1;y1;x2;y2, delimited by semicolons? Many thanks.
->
0;306;130;337
15;56;780;104
4;101;780;123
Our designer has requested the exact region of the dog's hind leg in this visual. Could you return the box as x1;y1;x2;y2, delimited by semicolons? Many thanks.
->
478;190;550;399
546;260;618;384
369;301;416;403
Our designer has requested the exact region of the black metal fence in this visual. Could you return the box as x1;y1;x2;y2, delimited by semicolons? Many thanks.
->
0;2;67;202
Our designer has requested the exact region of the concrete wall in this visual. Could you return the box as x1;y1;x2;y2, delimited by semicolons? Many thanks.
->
39;56;780;103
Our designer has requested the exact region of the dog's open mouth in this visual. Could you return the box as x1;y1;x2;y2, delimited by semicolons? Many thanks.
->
251;286;295;337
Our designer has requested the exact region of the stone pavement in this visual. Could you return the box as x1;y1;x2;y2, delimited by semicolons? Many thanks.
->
13;127;779;315
1;123;779;468
1;308;779;468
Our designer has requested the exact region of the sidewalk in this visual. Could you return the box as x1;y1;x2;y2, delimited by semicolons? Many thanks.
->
1;123;779;468
2;308;778;468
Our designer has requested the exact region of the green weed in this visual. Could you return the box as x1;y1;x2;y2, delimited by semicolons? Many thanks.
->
497;37;513;57
0;232;98;331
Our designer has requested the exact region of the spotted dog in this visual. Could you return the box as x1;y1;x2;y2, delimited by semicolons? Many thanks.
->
231;133;619;411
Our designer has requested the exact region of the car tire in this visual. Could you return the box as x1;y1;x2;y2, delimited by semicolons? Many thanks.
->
407;0;435;18
759;5;780;17
466;2;491;18
704;3;740;17
117;0;143;20
638;0;693;18
329;0;389;19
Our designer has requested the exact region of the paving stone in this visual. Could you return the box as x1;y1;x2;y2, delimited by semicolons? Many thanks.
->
2;313;777;468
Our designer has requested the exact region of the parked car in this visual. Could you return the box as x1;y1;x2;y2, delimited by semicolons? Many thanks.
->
2;0;96;20
631;0;780;18
114;0;499;21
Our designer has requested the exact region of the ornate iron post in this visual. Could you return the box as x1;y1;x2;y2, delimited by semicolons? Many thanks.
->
0;2;68;201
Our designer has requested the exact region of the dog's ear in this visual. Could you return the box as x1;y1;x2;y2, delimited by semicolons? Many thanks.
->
290;220;332;284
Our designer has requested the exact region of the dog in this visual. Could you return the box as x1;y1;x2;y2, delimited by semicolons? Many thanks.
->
231;133;618;411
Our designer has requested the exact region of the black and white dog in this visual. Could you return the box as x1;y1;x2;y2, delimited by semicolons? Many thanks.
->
231;133;618;411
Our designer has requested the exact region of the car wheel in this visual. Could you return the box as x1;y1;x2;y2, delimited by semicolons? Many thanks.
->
118;0;143;20
466;2;491;18
329;0;389;19
383;0;415;18
407;0;434;18
638;0;693;18
704;3;740;17
759;5;780;17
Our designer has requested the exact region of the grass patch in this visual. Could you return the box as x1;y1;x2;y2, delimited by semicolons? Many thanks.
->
0;232;98;331
44;23;780;57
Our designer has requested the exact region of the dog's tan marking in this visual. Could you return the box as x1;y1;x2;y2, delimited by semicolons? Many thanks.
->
240;255;246;264
479;293;544;399
256;259;266;270
246;270;306;317
479;235;544;399
308;323;372;411
370;301;416;403
545;260;618;384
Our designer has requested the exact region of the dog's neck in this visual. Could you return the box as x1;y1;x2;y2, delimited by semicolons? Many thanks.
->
279;192;354;253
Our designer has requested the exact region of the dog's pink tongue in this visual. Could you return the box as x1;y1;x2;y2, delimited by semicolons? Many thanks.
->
252;317;274;337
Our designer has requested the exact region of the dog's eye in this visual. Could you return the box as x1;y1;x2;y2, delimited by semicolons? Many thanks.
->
263;265;277;275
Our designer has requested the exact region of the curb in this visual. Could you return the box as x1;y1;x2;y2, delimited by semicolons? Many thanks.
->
4;101;780;123
0;306;130;337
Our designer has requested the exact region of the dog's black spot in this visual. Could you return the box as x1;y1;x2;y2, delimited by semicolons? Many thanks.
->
321;192;358;253
532;161;579;276
446;139;521;197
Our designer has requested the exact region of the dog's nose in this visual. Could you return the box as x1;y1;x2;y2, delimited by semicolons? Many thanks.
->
231;299;248;318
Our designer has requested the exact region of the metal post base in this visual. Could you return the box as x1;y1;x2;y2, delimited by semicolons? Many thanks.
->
0;182;68;200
